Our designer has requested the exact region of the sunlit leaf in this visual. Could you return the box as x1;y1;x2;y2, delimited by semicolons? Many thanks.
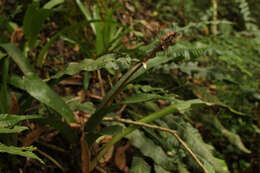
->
43;0;64;9
0;114;43;128
47;54;132;81
182;123;230;173
129;156;151;173
0;126;28;133
126;129;175;171
0;142;44;164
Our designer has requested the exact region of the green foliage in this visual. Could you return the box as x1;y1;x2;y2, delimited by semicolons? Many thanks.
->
23;2;51;50
48;53;132;80
129;156;151;173
1;44;75;123
76;0;128;56
1;0;260;172
0;114;43;128
0;143;44;164
235;0;257;30
127;130;176;171
0;114;43;163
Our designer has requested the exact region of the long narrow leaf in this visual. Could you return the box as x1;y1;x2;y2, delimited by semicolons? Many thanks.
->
93;5;104;55
23;2;51;49
0;114;43;127
91;99;212;170
85;53;179;132
75;0;96;34
0;57;9;113
0;142;44;164
1;44;76;123
43;0;64;9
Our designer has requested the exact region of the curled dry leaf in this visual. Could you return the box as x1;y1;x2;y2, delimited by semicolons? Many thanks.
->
115;142;131;173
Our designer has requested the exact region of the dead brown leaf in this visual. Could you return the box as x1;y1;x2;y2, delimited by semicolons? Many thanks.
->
21;127;46;146
81;132;90;173
8;92;19;114
114;142;131;173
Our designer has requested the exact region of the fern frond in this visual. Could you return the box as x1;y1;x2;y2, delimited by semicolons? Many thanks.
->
235;0;257;30
168;47;206;60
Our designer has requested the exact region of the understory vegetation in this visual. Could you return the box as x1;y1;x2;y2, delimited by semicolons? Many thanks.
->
0;0;260;172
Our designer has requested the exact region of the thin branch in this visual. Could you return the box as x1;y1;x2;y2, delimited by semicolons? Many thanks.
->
37;149;66;172
97;70;105;97
103;117;209;173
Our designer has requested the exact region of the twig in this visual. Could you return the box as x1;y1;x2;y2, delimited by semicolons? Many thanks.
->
36;141;68;153
96;166;107;173
116;104;127;117
36;149;66;172
97;70;105;97
99;32;179;110
103;117;209;173
87;91;103;100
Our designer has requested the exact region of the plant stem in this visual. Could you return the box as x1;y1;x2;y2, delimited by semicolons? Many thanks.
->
90;103;179;171
103;117;209;173
85;32;179;132
211;0;218;35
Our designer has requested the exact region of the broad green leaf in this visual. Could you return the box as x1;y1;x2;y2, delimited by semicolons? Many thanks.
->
0;126;28;133
200;114;251;153
43;0;64;9
129;156;151;173
1;44;34;76
192;86;245;116
219;55;252;77
46;54;131;81
92;99;212;166
126;129;175;171
132;84;165;93
23;75;76;123
0;142;44;164
86;54;178;132
176;161;191;173
0;114;43;128
201;158;216;173
86;43;206;132
65;97;96;114
1;44;76;123
154;164;171;173
120;93;175;104
23;2;51;49
182;123;230;173
99;125;123;135
139;99;212;123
